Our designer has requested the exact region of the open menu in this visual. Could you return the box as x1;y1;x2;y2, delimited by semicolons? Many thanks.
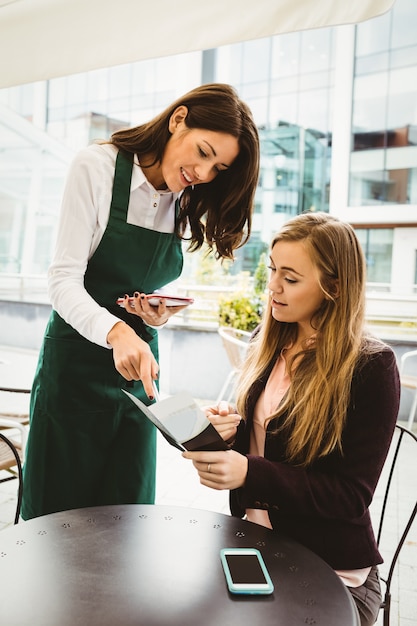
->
122;390;228;452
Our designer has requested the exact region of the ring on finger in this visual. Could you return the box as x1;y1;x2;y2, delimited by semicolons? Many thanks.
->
207;463;211;473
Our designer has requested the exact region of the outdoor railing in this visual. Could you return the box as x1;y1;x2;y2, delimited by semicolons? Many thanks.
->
0;274;416;335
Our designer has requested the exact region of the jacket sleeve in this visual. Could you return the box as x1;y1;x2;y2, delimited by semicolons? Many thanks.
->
232;347;400;522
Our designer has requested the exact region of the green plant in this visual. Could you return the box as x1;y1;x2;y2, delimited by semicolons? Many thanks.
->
186;245;233;286
218;292;265;331
253;252;268;295
218;253;268;332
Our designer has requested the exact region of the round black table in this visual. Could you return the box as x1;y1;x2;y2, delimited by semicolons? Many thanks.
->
0;505;360;626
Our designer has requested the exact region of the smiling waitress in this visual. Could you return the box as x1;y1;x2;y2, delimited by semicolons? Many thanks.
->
21;84;260;520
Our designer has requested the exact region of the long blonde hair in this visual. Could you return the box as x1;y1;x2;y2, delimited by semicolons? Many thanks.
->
236;212;383;466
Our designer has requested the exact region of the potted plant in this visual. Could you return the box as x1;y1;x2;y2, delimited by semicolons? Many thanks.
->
218;253;268;332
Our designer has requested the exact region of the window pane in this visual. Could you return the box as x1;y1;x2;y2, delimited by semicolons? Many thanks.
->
349;166;417;206
271;33;300;78
299;29;333;74
352;73;389;139
242;39;271;83
355;10;391;56
355;229;393;283
387;66;417;129
391;0;416;50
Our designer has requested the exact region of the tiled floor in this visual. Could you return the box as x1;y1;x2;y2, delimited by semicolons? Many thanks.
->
1;346;416;625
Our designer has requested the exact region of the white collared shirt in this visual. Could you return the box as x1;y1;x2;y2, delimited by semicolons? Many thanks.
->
48;143;178;348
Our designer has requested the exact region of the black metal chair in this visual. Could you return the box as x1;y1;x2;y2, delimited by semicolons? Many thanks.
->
0;386;29;526
376;423;417;626
0;385;31;428
0;429;23;525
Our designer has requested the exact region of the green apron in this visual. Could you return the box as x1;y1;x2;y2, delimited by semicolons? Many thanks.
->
21;151;183;520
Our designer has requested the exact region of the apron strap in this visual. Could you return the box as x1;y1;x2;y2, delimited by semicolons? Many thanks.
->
108;150;134;222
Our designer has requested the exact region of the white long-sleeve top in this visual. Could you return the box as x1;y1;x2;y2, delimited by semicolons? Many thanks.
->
48;143;178;348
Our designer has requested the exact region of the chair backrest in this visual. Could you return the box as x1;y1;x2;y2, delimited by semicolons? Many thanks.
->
400;349;417;373
217;326;251;370
375;423;417;626
0;385;31;426
398;351;417;429
399;350;417;388
0;429;23;525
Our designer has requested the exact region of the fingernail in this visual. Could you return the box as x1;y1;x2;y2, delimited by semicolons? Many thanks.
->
148;395;154;401
134;292;139;297
140;294;145;299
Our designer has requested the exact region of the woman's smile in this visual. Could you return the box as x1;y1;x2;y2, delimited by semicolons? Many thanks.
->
180;167;193;184
160;110;240;193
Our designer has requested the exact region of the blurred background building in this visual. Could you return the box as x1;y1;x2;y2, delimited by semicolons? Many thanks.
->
0;0;416;318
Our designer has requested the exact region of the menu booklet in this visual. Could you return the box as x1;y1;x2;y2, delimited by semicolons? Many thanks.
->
122;390;228;452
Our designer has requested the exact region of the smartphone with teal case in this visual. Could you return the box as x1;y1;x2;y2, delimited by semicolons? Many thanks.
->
220;548;274;595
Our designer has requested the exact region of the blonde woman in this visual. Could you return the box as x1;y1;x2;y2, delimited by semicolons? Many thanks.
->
184;212;400;626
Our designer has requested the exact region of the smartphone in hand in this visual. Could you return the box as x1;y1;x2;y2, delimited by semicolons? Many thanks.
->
117;294;194;308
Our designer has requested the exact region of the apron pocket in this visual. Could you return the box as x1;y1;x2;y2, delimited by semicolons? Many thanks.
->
38;335;120;415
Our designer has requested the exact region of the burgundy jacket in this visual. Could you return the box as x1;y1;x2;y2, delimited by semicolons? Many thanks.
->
230;346;400;570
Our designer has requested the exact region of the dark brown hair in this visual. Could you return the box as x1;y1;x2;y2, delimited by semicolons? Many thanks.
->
110;84;260;259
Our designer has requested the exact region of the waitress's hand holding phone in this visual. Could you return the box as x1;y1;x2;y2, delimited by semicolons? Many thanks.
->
117;292;192;327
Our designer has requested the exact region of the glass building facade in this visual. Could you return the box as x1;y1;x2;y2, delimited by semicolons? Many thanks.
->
0;0;416;294
350;0;417;208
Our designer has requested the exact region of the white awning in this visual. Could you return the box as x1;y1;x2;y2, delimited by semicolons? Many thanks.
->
0;0;396;88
